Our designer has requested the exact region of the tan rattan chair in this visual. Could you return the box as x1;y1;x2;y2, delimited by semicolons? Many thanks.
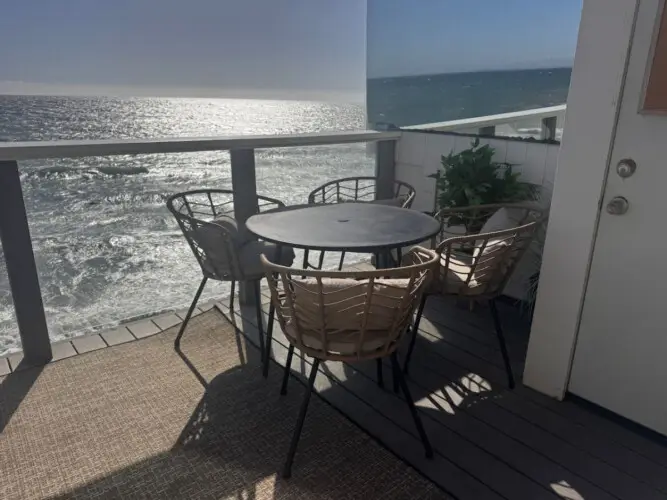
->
402;204;545;389
167;189;295;358
262;246;438;478
305;176;416;270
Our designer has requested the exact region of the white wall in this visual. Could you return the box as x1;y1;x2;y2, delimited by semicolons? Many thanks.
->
395;131;559;299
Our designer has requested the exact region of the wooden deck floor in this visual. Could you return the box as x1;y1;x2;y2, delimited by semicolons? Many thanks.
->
220;264;667;500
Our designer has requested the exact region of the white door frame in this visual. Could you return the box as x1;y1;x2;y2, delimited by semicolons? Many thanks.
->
523;0;640;398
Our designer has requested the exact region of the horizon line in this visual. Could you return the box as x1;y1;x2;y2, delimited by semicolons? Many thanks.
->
0;81;365;104
368;65;573;80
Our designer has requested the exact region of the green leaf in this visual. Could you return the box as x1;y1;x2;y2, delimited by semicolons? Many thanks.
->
434;138;538;211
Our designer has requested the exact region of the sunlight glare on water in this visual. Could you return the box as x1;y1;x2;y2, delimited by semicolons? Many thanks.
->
0;96;372;354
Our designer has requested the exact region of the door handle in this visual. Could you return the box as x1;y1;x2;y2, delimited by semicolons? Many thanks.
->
606;196;629;215
616;159;637;178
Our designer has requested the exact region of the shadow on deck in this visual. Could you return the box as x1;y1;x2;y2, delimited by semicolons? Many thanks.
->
2;279;667;499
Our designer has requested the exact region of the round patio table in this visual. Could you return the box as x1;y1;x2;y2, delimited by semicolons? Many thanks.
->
247;202;441;380
245;202;440;255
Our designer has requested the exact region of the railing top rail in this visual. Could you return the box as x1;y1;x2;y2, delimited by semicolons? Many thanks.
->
0;130;401;162
402;104;567;132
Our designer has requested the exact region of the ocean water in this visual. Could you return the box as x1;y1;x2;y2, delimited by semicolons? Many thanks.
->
367;67;571;127
0;68;571;355
0;95;373;354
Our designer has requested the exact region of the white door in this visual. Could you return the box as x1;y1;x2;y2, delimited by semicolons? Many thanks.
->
569;0;667;435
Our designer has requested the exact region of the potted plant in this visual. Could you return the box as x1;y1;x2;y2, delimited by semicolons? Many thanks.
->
432;138;539;230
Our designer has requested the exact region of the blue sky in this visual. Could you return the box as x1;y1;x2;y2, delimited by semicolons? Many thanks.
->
0;0;582;97
368;0;583;78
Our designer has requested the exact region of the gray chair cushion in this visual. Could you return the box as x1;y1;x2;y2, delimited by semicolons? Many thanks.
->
239;240;295;278
210;216;252;245
369;198;404;208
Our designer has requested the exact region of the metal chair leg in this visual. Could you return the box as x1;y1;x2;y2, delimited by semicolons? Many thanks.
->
317;251;325;270
263;246;282;378
253;280;265;365
283;358;320;478
174;277;208;350
376;358;384;388
403;295;427;374
392;357;400;394
489;299;515;389
229;280;236;311
302;249;309;270
337;251;346;271
263;300;276;378
391;352;434;458
281;344;295;395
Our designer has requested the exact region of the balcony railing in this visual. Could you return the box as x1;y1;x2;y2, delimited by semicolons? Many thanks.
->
402;104;566;140
0;104;564;365
0;130;401;365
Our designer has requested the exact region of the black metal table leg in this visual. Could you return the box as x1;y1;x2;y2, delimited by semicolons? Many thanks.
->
263;245;282;378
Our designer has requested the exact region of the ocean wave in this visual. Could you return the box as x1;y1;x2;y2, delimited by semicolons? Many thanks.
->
96;166;149;175
23;165;149;179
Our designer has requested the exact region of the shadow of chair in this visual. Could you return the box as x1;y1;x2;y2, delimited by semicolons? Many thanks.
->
48;350;437;499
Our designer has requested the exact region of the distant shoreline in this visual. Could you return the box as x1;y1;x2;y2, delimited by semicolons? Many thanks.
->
368;66;573;81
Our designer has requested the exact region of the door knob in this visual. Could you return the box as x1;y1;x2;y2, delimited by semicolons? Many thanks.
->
606;196;629;215
616;159;637;178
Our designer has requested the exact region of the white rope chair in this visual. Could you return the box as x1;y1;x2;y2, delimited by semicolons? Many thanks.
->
262;246;438;478
402;204;546;389
166;189;295;358
305;176;416;270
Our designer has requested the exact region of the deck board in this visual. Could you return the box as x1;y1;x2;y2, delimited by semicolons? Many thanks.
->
220;288;667;500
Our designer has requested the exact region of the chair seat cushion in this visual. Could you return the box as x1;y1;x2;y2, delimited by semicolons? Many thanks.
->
369;198;404;208
284;323;388;356
432;253;487;296
211;215;259;245
402;250;480;296
196;216;294;279
240;241;295;278
478;207;525;234
290;277;411;333
470;207;528;293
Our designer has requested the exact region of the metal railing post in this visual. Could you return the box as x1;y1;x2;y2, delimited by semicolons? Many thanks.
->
541;116;558;141
375;140;397;201
0;161;52;364
230;149;259;305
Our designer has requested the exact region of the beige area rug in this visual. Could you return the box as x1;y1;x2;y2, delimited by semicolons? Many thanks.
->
0;309;447;499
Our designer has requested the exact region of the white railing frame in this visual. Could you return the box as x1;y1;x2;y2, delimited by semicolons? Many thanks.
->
0;103;565;364
402;104;566;140
0;130;400;365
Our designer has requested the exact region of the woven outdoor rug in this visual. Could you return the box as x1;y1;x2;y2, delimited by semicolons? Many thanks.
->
0;308;446;499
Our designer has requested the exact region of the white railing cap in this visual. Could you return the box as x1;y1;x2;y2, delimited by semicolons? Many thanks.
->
403;104;566;132
0;130;401;162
